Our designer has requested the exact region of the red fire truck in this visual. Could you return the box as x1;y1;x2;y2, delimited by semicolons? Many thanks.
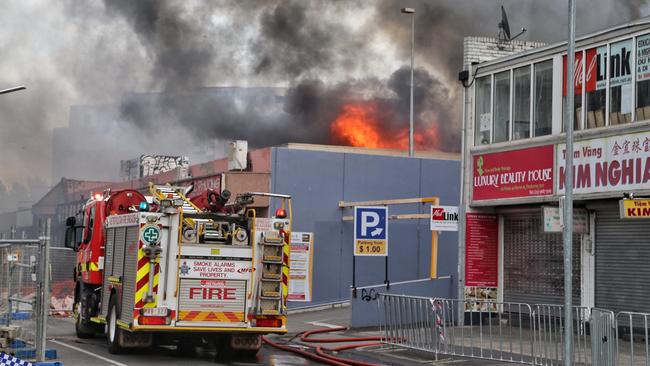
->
65;184;292;356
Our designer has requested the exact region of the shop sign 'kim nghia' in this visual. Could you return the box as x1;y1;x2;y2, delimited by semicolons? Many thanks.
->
557;131;650;195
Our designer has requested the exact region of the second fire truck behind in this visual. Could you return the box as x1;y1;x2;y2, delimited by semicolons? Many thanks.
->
65;184;292;356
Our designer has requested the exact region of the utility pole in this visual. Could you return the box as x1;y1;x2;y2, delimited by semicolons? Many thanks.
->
563;1;576;365
401;7;416;157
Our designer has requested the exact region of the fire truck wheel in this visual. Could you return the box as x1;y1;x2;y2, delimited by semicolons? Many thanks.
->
74;300;95;339
107;297;125;354
177;340;196;356
215;335;259;361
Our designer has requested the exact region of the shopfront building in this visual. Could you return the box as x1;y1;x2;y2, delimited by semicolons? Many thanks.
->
461;18;650;314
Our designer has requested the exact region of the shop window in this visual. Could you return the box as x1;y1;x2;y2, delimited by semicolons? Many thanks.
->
609;39;633;125
513;66;531;139
563;51;583;132
534;60;553;136
493;71;510;143
636;33;650;121
475;76;492;145
586;46;607;128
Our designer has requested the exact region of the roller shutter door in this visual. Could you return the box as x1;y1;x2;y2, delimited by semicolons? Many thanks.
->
595;204;650;314
503;212;581;305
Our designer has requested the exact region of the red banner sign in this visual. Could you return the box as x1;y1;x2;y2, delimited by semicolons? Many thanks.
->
465;213;498;287
472;145;554;201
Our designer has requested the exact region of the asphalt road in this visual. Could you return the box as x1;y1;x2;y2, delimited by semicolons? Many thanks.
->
44;306;512;366
45;306;353;366
46;317;325;366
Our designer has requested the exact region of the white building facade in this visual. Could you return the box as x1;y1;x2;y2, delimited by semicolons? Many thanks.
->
460;18;650;314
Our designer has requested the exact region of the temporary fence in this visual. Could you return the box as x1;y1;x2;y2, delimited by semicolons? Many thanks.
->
1;241;41;351
532;304;591;365
378;294;650;366
378;294;438;354
48;247;75;317
0;236;61;362
615;312;650;366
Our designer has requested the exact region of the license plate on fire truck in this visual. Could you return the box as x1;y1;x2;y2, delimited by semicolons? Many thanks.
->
141;307;169;317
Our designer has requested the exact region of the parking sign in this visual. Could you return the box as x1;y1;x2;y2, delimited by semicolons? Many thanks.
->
354;206;388;256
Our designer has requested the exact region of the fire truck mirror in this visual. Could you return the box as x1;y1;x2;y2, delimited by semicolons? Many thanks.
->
65;216;76;227
64;226;77;251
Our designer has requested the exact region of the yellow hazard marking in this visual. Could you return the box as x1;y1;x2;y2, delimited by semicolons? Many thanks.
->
134;247;160;308
117;320;131;330
281;235;290;309
177;311;245;322
90;316;105;324
79;262;99;273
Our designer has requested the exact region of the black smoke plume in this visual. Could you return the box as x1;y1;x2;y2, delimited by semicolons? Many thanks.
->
0;0;648;213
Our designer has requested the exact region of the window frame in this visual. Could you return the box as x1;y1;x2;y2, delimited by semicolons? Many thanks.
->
472;28;650;147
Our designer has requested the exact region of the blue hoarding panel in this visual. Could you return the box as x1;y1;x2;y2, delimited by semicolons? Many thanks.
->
270;147;460;308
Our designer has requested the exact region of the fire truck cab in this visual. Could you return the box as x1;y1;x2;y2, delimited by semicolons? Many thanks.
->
65;184;292;356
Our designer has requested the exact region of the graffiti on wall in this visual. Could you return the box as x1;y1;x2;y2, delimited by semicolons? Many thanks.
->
121;155;189;180
140;155;189;178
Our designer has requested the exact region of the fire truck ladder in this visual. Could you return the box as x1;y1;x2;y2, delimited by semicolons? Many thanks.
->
149;184;201;214
149;184;207;243
257;232;284;315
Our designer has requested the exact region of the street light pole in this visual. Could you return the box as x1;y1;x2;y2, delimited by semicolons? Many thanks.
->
401;7;415;157
563;1;576;365
0;86;26;95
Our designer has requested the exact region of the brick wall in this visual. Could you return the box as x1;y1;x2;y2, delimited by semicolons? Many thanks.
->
463;37;547;67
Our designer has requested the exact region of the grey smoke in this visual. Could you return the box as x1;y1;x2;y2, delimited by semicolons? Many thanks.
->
0;0;648;213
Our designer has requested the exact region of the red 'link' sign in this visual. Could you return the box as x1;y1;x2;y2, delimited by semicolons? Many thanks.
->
432;208;444;219
465;213;498;287
472;145;554;201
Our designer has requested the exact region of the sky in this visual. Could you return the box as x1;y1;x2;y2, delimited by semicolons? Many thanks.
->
0;0;649;211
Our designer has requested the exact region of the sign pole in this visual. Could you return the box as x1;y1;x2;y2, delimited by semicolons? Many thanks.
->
564;0;576;365
352;256;357;298
384;256;390;289
352;206;389;297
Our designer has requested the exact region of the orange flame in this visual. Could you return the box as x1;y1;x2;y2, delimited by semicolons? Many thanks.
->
330;102;440;150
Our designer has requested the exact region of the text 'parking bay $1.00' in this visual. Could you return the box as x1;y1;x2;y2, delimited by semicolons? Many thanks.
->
354;240;387;256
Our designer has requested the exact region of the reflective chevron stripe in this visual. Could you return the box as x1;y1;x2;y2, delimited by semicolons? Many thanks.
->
134;243;160;308
281;230;290;308
178;311;244;322
79;261;99;273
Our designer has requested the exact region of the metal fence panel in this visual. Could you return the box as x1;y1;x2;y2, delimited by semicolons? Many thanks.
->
591;308;616;366
532;304;591;366
49;247;75;317
0;241;41;357
380;295;650;366
615;312;650;366
0;236;66;363
379;294;536;364
378;293;438;353
433;298;534;364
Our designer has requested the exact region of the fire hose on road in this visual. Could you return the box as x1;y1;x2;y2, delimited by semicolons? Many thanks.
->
262;326;384;366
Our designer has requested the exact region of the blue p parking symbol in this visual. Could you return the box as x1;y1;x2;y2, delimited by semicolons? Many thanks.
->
354;206;388;256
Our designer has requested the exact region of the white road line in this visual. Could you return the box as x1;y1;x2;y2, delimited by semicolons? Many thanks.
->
306;321;341;329
50;339;129;366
